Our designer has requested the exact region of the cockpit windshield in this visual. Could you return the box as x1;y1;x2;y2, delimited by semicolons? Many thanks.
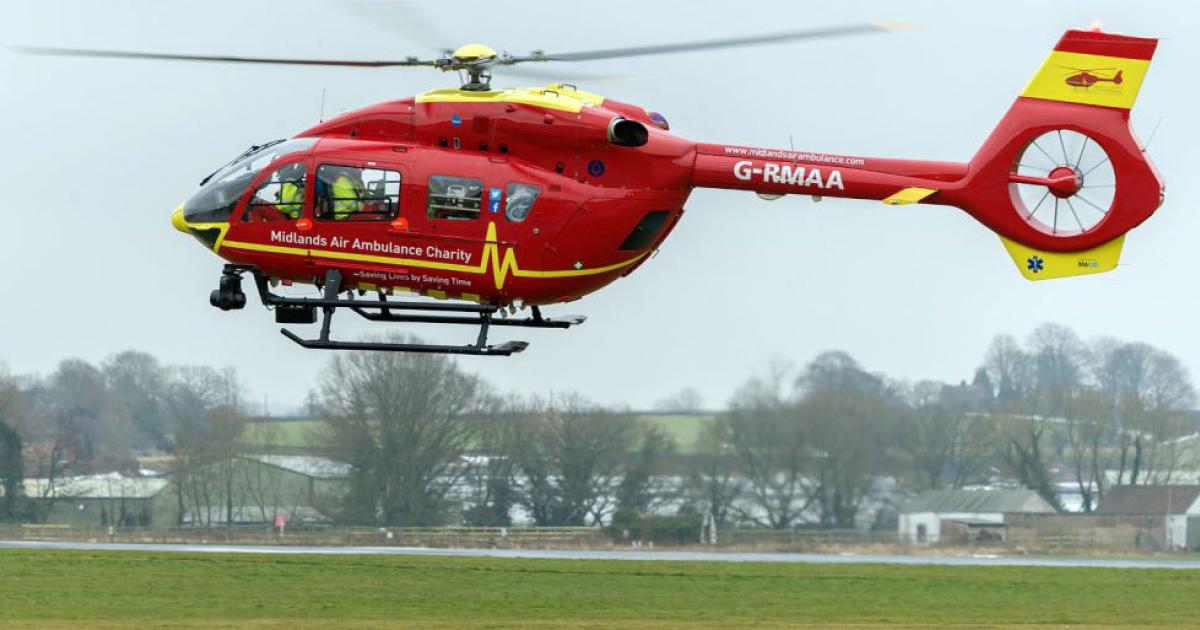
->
183;137;318;223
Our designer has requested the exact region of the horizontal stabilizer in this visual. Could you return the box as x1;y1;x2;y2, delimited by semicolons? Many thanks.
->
1000;235;1124;281
883;187;937;206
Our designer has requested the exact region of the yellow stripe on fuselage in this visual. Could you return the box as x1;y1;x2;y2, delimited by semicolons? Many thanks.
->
1021;51;1149;110
220;222;646;291
416;84;605;114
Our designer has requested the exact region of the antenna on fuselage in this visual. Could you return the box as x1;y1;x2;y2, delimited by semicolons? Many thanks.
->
319;88;327;123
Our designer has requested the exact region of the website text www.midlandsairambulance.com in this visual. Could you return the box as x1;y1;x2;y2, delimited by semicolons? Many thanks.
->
721;145;867;168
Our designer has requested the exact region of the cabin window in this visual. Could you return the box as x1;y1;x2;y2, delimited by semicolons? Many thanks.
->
315;165;401;221
505;183;540;223
427;175;483;220
244;162;307;223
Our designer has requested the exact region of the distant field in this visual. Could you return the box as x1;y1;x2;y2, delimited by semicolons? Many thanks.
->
243;414;715;452
638;414;710;452
242;420;323;448
2;550;1198;628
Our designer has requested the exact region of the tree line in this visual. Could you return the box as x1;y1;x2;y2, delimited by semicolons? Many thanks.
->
0;323;1196;528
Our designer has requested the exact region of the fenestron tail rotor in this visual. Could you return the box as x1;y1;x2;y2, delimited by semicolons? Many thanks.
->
1011;129;1116;237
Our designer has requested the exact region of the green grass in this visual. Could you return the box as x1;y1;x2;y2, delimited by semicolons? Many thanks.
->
638;414;711;452
1;550;1198;628
242;420;323;449
245;415;715;452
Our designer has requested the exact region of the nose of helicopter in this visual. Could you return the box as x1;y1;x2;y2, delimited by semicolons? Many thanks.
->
171;204;189;233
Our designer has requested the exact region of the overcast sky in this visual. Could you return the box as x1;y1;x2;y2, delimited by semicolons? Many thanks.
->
1;0;1195;413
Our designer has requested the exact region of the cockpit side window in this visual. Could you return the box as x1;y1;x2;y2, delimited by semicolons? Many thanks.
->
244;162;307;222
505;183;540;223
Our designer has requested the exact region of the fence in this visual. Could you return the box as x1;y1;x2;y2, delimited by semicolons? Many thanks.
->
0;524;610;549
1;522;1193;554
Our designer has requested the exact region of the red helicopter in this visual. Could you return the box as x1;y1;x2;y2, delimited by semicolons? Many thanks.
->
1064;67;1125;89
21;25;1163;355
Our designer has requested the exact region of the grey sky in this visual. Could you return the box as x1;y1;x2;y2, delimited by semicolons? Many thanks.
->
1;0;1193;413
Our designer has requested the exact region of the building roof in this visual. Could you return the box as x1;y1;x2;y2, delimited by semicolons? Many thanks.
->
1095;485;1200;515
246;455;351;479
901;490;1056;514
21;473;168;500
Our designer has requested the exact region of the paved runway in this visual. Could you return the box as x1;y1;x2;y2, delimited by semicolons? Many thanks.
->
4;539;1200;569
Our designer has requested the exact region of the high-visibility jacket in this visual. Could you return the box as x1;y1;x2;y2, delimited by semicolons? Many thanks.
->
331;175;364;220
279;182;304;219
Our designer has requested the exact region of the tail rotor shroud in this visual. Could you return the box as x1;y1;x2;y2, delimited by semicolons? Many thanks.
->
1012;129;1116;237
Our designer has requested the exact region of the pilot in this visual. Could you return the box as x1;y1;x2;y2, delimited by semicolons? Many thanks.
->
276;163;306;220
329;166;365;220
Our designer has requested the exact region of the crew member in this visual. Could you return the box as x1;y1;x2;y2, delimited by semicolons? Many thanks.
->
329;167;365;220
276;163;306;220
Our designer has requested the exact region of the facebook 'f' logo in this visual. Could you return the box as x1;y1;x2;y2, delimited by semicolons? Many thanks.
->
488;188;502;213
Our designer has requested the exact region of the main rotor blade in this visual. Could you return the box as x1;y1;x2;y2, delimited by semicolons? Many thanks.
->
517;21;914;63
12;46;439;68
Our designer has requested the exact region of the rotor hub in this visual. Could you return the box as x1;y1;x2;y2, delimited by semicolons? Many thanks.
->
451;43;498;63
1046;165;1083;199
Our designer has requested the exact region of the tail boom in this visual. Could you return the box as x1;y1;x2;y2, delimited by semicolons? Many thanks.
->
690;143;966;202
688;28;1163;281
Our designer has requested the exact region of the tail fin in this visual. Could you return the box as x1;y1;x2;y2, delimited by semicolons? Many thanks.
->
956;29;1163;280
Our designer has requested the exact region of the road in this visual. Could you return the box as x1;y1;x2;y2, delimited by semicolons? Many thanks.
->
3;539;1200;569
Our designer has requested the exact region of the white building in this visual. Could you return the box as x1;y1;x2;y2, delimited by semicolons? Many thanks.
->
1095;485;1200;550
898;490;1056;544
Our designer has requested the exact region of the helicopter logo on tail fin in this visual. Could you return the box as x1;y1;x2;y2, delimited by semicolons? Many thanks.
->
1061;66;1124;91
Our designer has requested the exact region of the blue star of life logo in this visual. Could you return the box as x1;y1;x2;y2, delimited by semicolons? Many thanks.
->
1027;255;1045;274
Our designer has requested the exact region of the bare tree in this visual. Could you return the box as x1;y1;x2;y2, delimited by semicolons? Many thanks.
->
722;365;811;529
984;334;1032;407
24;438;69;523
172;405;247;526
799;352;904;528
507;394;641;526
320;335;485;526
1093;340;1196;485
684;419;742;527
103;351;172;450
39;359;136;472
614;425;675;514
654;387;704;414
1061;386;1109;511
0;420;22;521
463;396;524;527
998;416;1063;511
901;381;996;490
1027;323;1089;417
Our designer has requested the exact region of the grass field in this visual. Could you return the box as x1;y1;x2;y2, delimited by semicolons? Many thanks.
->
243;414;714;452
1;550;1198;628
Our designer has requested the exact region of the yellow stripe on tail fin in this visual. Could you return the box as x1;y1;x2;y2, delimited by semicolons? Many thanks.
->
1000;235;1125;281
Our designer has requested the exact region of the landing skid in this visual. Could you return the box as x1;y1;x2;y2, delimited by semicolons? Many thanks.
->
214;265;583;355
280;329;529;356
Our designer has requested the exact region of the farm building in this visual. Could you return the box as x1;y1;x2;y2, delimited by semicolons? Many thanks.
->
1095;485;1200;550
898;490;1057;544
171;454;350;526
20;473;176;527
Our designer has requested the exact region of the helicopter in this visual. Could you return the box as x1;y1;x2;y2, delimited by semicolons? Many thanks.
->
18;24;1164;356
1063;67;1124;90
